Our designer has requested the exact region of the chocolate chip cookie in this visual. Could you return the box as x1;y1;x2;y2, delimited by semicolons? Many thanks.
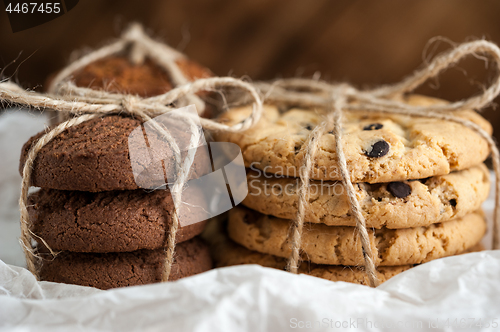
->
215;95;492;183
227;206;486;266
243;164;490;228
211;227;484;286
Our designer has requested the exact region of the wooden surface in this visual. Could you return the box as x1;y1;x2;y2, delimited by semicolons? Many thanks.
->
1;0;500;135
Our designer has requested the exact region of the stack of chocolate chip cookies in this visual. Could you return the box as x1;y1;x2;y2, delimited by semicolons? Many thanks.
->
211;95;492;285
20;55;214;290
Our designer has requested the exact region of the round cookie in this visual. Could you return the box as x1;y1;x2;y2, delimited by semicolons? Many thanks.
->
29;188;208;253
204;218;485;286
19;115;211;191
46;55;215;126
215;95;492;183
243;164;490;228
216;236;411;286
227;206;486;266
203;218;411;285
38;237;212;290
70;56;212;98
212;231;485;286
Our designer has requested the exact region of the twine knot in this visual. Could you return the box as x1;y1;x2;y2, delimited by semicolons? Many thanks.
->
121;95;139;114
122;23;145;44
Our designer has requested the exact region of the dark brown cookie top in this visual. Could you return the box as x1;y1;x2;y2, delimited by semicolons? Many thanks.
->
38;237;212;290
29;188;208;253
19;115;211;191
61;55;213;98
68;55;215;118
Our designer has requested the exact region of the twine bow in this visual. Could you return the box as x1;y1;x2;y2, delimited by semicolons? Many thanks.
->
255;40;500;287
0;24;263;281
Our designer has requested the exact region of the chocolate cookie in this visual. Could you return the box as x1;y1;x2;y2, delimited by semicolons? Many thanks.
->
29;188;208;253
243;164;490;228
227;206;486;266
70;56;212;98
46;55;215;125
70;55;216;118
20;115;211;191
215;95;492;183
39;237;212;290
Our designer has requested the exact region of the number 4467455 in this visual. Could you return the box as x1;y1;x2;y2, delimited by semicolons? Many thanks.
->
5;2;61;14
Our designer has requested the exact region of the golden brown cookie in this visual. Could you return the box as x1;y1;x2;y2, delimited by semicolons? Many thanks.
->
203;218;410;285
227;206;486;266
217;237;410;286
213;234;485;286
204;217;485;286
243;164;490;228
215;95;492;183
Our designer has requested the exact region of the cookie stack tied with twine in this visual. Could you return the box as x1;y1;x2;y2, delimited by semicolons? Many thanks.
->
1;24;263;290
211;40;500;287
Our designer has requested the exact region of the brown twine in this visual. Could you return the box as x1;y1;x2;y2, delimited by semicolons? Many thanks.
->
258;40;500;287
0;23;263;282
2;27;500;288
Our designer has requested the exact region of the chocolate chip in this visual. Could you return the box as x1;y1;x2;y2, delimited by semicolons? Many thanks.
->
363;123;383;131
272;185;282;194
364;140;390;158
418;177;431;184
294;145;302;155
305;124;314;130
387;182;412;198
242;210;260;224
450;199;457;207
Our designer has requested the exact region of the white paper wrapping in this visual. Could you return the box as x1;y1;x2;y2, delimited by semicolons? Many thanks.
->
1;110;499;331
0;109;48;268
2;252;500;332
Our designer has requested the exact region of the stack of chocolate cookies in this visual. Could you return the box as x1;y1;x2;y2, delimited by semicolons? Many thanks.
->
21;55;214;290
211;95;492;285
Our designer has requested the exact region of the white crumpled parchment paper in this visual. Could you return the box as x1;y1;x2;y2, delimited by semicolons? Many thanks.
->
1;110;499;332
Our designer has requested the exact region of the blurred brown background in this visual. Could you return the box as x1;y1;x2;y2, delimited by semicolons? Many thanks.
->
1;0;500;135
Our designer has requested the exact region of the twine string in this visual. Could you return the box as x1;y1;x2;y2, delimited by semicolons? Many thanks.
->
162;117;202;281
18;113;101;274
330;86;379;287
287;85;381;286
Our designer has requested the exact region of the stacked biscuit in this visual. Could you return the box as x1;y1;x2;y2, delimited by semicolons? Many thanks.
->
21;55;214;290
211;95;492;285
